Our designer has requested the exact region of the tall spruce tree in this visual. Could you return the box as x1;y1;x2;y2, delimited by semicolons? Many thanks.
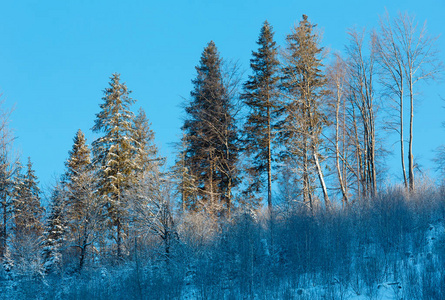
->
242;21;280;214
280;15;330;210
92;73;138;259
182;41;239;216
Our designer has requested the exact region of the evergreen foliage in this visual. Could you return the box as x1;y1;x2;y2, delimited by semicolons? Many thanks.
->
0;11;443;299
280;15;329;209
41;184;67;274
242;21;280;212
133;107;164;176
92;73;139;259
182;41;239;216
64;129;102;271
12;158;44;236
64;129;93;228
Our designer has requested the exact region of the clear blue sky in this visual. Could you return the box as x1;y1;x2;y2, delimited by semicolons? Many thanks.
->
0;0;444;190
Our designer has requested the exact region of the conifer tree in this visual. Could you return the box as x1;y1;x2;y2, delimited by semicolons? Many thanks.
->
133;108;163;176
242;21;280;214
92;73;138;259
64;129;102;271
12;157;44;236
10;158;44;273
182;41;239;216
64;129;92;222
0;151;14;259
172;137;199;213
41;184;66;274
280;15;330;210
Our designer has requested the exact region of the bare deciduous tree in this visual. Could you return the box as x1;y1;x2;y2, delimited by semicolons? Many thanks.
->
375;12;442;191
346;28;378;198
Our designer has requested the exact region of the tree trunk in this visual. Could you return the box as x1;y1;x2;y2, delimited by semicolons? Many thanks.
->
267;96;272;216
399;80;408;189
335;85;349;205
117;218;122;260
313;151;330;209
408;73;414;191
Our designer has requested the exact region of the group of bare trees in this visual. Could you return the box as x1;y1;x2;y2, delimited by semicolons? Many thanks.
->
375;12;442;190
323;12;442;206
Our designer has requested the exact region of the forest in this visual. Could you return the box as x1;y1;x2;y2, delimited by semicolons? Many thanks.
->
0;12;444;299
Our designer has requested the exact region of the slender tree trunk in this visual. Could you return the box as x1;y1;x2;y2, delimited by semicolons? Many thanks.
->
1;199;6;258
117;217;122;260
226;178;232;217
408;73;415;191
367;105;377;197
400;90;408;189
78;236;88;272
313;151;330;208
352;106;362;200
335;86;349;205
399;83;408;188
209;154;215;214
267;96;272;216
302;137;311;210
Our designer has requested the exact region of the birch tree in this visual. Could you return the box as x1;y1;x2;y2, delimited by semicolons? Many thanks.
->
345;29;378;198
375;12;442;191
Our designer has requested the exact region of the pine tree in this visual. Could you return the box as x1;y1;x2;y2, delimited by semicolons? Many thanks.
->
280;15;330;210
182;41;239;216
92;73;138;259
242;21;280;214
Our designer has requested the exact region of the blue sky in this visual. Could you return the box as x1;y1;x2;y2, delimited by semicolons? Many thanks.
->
0;0;444;190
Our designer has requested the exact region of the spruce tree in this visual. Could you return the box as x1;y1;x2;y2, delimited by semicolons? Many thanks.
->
64;129;92;222
280;15;330;210
242;21;280;214
133;108;163;176
10;158;44;274
12;157;44;236
182;41;238;216
92;73;138;259
41;184;66;274
64;129;102;271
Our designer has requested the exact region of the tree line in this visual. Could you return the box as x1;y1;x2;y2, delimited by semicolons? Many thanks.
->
178;11;442;218
0;11;442;284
